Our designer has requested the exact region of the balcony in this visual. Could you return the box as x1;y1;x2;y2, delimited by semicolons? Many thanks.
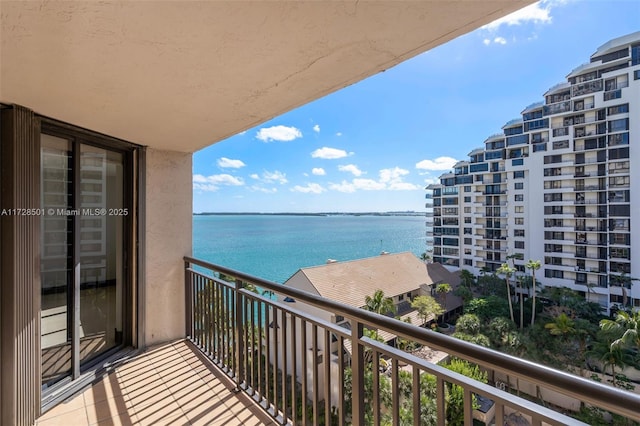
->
171;257;639;425
36;341;276;426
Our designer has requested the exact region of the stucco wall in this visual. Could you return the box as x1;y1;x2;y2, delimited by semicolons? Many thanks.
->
144;148;192;345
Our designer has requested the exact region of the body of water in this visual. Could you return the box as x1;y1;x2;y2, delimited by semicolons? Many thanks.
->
193;214;429;283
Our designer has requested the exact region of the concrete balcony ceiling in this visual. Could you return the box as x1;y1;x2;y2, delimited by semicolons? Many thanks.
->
1;1;531;152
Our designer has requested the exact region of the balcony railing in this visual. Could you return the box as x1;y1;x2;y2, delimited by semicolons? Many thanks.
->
184;256;640;425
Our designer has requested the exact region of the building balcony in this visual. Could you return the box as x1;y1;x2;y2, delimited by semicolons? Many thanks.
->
155;257;640;426
36;340;276;426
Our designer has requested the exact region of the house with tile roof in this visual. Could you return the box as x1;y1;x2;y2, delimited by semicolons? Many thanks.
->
270;252;462;404
281;251;462;329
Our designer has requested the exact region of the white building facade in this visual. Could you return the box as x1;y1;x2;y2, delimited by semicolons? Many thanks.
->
427;31;640;313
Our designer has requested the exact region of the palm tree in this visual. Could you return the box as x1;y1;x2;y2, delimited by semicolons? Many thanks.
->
587;341;636;388
600;310;640;351
515;276;527;329
497;263;515;323
460;269;475;289
526;259;541;326
435;283;451;310
420;252;432;263
364;289;396;316
544;313;575;341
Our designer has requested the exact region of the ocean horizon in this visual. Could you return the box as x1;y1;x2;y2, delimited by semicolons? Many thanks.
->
193;213;429;284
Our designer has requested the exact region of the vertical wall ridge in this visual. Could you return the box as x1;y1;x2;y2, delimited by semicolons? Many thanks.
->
1;105;41;426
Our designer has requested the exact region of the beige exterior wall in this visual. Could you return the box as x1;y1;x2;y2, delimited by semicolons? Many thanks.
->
144;148;192;345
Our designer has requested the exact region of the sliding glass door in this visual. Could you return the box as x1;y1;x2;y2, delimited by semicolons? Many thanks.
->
41;132;128;389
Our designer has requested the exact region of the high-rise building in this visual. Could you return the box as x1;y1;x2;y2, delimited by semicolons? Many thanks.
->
427;31;640;314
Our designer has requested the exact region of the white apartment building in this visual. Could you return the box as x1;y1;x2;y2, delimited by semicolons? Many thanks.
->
427;31;640;314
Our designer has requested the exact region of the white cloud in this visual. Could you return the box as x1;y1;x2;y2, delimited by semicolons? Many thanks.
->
336;132;343;137
262;170;288;184
250;186;277;194
192;173;244;191
311;147;351;159
217;157;246;168
329;179;386;193
388;181;421;191
250;173;259;180
338;164;363;177
494;37;507;45
313;124;320;133
379;167;409;183
482;2;552;30
423;177;438;186
483;39;491;46
326;166;420;193
255;125;302;142
415;156;458;171
312;167;326;176
291;183;325;194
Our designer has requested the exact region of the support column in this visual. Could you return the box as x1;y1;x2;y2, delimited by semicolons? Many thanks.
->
1;104;42;426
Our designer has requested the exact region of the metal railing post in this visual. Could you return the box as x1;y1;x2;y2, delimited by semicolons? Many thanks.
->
234;279;245;389
184;260;192;338
350;319;365;425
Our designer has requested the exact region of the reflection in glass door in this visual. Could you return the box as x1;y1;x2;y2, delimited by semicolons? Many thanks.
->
41;134;125;389
41;134;72;385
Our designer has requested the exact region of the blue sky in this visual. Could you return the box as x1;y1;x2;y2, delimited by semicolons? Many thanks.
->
193;0;640;213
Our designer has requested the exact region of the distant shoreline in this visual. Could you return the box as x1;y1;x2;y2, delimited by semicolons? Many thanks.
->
193;211;424;217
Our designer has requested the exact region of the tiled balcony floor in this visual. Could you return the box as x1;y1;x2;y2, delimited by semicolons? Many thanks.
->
36;340;277;426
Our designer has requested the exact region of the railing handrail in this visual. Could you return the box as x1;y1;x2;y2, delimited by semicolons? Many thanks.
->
184;256;640;421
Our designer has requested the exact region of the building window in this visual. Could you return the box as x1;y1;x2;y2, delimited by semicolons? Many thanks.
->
514;194;524;202
464;259;473;266
609;118;629;132
514;241;525;249
607;104;629;115
464;207;471;213
515;218;525;225
553;140;570;150
464;196;471;202
609;133;629;146
514;206;524;213
609;147;629;160
513;171;525;179
464;186;471;192
545;269;564;279
514;229;525;237
514;182;524;190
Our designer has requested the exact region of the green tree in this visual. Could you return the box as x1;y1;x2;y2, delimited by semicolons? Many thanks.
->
545;313;575;341
525;259;541;326
609;273;639;309
443;359;487;425
497;263;515;323
455;314;481;335
459;269;475;289
411;295;444;327
587;341;637;388
600;310;640;351
364;289;396;316
435;283;452;310
464;296;510;322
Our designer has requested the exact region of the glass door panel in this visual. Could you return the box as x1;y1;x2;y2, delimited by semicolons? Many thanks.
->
41;135;127;388
78;144;124;365
40;134;73;387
